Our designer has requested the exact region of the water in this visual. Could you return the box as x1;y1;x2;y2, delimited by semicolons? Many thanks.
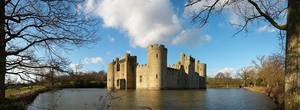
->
27;88;277;110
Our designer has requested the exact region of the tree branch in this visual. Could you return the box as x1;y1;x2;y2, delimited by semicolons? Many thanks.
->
247;0;287;30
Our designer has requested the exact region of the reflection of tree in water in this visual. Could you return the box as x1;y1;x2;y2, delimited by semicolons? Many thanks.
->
101;90;124;110
29;91;63;110
100;90;153;110
28;89;153;110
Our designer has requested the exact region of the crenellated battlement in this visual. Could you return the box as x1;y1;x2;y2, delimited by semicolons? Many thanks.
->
137;64;148;68
147;44;167;50
168;63;181;69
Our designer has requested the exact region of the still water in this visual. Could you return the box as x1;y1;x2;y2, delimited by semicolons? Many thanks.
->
27;88;277;110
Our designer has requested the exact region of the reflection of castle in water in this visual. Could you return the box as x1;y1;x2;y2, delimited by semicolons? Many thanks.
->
107;44;207;90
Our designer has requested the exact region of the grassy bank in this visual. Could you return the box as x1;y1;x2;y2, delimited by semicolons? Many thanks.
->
1;81;106;110
244;87;267;95
5;85;47;99
1;85;51;110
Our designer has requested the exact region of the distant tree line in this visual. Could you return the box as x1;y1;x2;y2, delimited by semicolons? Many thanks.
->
52;71;107;88
207;72;243;88
5;70;107;89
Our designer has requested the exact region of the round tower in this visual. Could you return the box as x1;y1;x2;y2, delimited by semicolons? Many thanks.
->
147;44;167;89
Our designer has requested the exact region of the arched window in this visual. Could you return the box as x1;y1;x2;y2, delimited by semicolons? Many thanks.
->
156;74;158;79
140;75;142;82
156;54;158;58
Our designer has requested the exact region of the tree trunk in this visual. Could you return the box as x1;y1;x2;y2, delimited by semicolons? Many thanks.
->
0;0;5;103
285;0;300;109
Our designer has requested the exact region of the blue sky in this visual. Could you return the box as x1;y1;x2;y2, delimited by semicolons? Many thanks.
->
67;0;282;77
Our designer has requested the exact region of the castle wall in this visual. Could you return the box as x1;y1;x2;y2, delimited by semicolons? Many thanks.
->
107;62;114;89
107;44;206;90
136;64;149;89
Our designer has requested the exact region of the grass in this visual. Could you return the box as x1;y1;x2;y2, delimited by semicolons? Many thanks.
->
5;85;47;99
244;86;267;95
1;85;49;110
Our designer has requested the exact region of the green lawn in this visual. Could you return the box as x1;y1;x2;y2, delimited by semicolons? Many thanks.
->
5;85;46;99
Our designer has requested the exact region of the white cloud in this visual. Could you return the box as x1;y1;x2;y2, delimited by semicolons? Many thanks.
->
126;50;131;54
69;63;82;71
184;0;231;17
172;29;210;47
228;11;243;25
258;25;276;32
184;0;256;29
83;0;97;13
83;0;210;48
83;57;103;64
97;0;181;47
216;67;235;74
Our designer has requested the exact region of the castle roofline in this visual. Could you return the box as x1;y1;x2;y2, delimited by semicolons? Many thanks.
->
147;44;166;49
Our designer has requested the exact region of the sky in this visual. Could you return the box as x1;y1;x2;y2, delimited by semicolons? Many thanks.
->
66;0;282;77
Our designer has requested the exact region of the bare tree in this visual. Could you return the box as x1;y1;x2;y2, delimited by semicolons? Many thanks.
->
238;66;256;87
0;0;97;102
186;0;299;109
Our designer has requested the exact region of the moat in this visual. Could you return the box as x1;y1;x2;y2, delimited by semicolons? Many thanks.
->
27;88;277;110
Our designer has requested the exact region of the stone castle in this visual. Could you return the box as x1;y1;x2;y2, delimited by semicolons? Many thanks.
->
107;44;206;90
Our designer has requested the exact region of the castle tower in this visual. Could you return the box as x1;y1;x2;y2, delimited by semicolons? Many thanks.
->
107;62;114;90
199;63;206;77
199;63;207;89
180;52;185;65
147;44;167;89
124;53;137;89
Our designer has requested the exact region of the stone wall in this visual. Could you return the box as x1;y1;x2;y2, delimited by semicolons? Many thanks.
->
136;64;149;89
107;53;137;89
107;44;206;90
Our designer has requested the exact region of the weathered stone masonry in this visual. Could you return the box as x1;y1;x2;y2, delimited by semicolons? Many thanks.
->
107;44;206;90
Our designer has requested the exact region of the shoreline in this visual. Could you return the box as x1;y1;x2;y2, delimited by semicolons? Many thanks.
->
244;87;268;95
244;86;283;110
1;84;106;110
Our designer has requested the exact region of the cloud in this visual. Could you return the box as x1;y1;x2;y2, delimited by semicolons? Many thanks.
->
69;63;83;71
172;29;210;47
184;0;231;17
83;0;210;48
83;57;103;64
97;0;181;47
126;50;131;54
258;25;276;32
216;67;235;74
228;11;243;25
83;0;97;13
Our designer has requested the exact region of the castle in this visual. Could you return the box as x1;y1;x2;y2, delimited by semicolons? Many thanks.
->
107;44;206;90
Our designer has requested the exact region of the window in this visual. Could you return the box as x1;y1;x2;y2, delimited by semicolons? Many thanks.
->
140;76;142;82
117;80;119;86
116;63;120;71
156;74;158;79
156;54;158;58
